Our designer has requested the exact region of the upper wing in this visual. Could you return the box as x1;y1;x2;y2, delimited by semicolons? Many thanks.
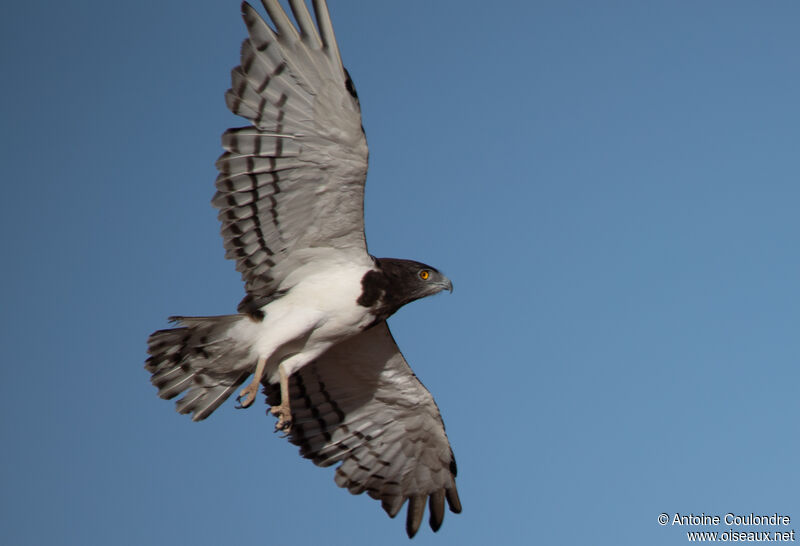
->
214;0;369;308
265;322;462;538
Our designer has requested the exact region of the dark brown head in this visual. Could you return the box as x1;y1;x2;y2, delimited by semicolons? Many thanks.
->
358;258;452;322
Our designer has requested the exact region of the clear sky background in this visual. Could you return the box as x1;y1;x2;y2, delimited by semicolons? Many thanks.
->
2;1;799;545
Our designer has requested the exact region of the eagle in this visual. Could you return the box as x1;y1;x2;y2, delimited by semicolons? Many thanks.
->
145;0;461;538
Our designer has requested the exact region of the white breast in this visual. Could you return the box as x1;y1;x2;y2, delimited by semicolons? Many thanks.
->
226;254;376;381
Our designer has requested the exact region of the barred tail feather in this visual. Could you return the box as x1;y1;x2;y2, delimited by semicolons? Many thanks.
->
145;315;253;421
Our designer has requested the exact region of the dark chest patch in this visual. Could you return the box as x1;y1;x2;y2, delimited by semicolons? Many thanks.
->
357;270;387;308
357;260;422;324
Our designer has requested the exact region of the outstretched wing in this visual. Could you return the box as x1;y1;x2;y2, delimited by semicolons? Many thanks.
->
264;322;462;538
214;0;369;310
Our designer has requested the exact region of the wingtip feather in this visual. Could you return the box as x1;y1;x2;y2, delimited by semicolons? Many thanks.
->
288;0;322;46
405;495;426;538
311;0;342;67
428;490;445;532
260;0;297;40
446;487;462;514
382;495;405;519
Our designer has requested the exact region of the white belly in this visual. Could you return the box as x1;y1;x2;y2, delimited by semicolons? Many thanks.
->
226;259;375;381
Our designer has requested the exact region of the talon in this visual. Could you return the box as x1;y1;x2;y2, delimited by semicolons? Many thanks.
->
237;383;258;409
270;364;293;432
270;404;292;432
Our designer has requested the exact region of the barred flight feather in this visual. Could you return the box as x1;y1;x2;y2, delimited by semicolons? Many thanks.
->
214;1;367;306
262;322;460;538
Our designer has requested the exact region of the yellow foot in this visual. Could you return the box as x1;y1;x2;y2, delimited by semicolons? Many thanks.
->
236;382;259;409
270;404;292;432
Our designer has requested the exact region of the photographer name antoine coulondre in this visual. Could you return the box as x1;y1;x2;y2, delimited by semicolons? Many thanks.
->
670;513;791;526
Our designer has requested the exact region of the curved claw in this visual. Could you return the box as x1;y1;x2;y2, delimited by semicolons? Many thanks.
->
236;383;258;409
270;404;293;433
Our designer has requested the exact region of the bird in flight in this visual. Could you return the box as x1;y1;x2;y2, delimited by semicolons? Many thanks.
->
145;0;461;538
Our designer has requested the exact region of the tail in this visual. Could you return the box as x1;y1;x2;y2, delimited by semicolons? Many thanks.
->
145;315;253;421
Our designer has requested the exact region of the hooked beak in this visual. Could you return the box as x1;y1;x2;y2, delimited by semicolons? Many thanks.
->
441;276;453;294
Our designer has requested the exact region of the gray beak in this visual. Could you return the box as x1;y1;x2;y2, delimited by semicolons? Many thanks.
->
443;277;453;294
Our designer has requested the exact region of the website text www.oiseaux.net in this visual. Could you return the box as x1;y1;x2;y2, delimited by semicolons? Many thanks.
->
659;513;795;542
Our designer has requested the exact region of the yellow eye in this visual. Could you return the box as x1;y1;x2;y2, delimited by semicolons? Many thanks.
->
419;270;430;280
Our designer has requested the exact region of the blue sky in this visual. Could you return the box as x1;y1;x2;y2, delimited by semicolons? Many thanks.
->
2;1;799;544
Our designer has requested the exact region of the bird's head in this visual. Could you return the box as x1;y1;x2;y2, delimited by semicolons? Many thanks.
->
375;258;453;310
